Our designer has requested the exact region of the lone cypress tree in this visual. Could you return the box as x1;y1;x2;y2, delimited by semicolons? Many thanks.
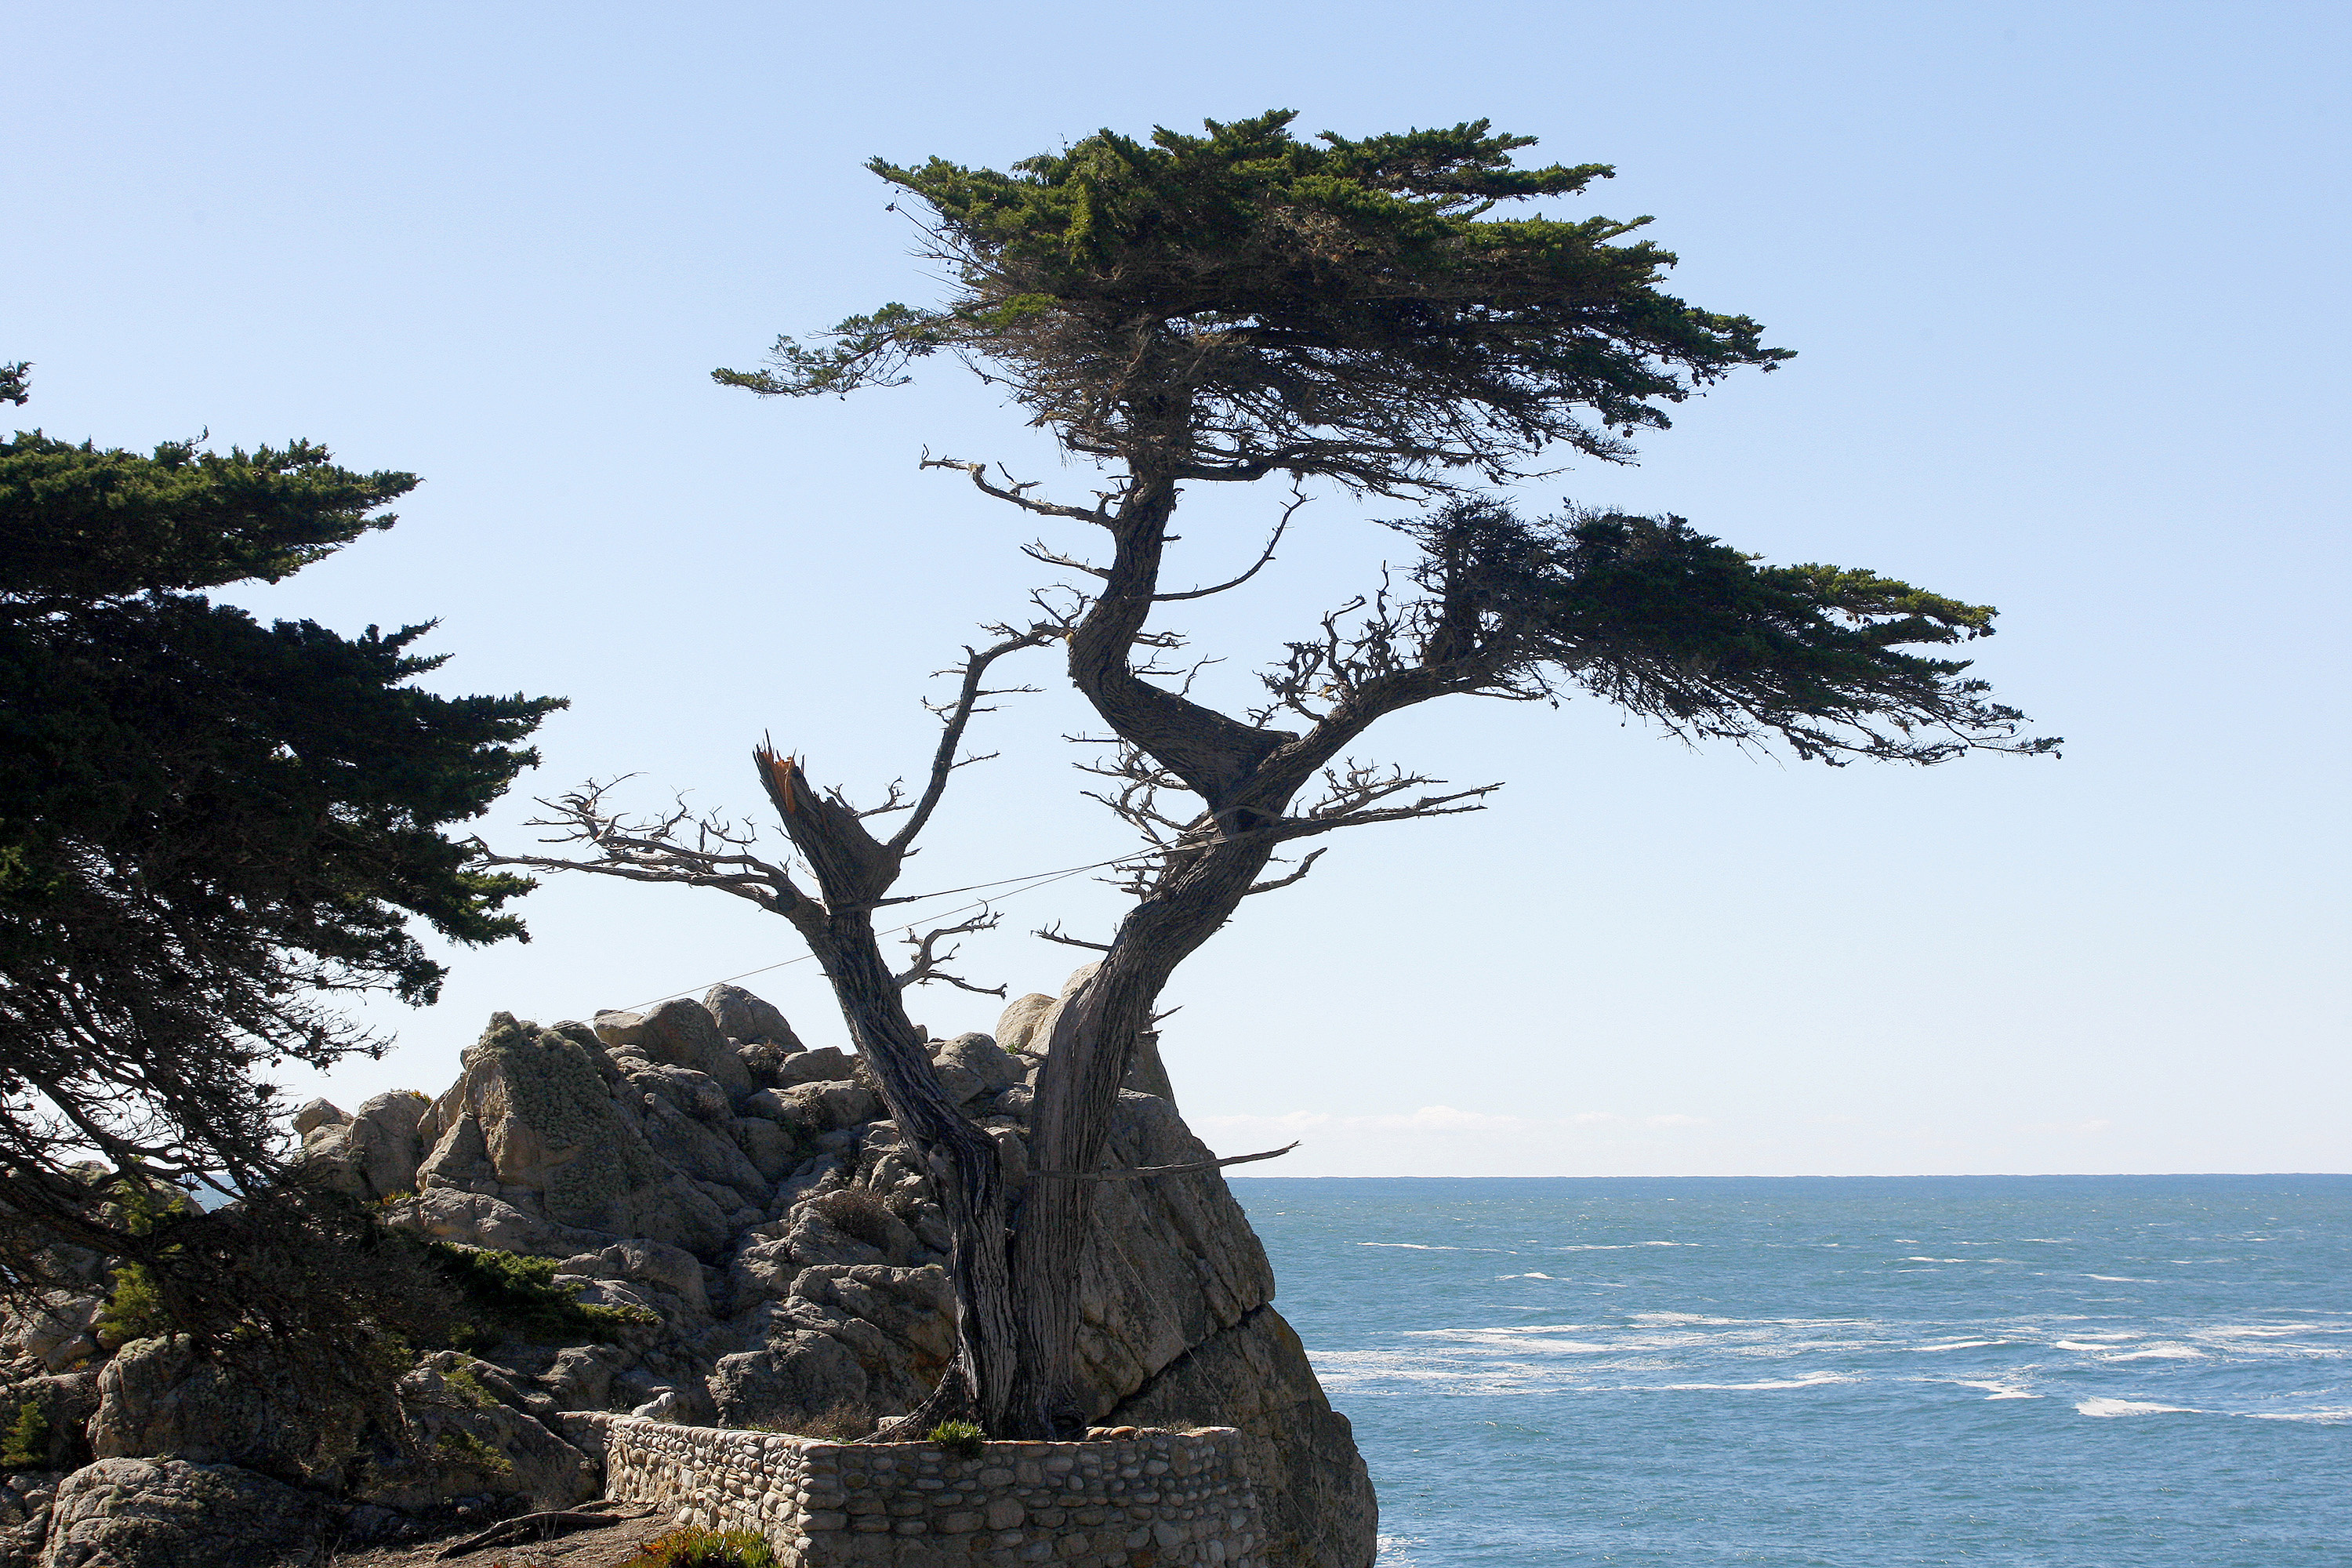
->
509;111;2053;1439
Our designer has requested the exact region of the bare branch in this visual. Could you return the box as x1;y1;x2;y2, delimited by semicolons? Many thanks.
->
888;632;1053;857
1029;1142;1300;1181
921;452;1112;525
477;780;815;915
855;779;911;819
1022;540;1109;578
895;910;1008;996
1243;847;1327;896
1035;923;1112;952
1152;482;1309;602
1271;782;1502;841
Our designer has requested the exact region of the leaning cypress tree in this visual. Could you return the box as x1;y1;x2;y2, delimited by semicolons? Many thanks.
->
503;111;2054;1439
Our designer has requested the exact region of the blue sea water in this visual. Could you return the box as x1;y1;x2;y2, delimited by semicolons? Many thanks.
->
1229;1175;2352;1567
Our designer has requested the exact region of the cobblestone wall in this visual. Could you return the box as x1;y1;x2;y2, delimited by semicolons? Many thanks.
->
601;1415;1265;1568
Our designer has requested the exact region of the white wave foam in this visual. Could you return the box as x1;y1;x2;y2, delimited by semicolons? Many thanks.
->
1951;1378;2038;1399
2245;1408;2352;1423
1906;1338;2009;1353
1653;1370;1861;1392
2107;1343;2205;1361
2076;1397;2198;1417
2083;1275;2157;1283
1497;1272;1556;1280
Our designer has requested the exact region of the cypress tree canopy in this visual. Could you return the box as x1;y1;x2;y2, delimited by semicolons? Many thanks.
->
0;405;562;1237
717;111;1791;492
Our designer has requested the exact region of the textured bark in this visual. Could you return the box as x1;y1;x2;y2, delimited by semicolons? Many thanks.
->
750;759;1023;1437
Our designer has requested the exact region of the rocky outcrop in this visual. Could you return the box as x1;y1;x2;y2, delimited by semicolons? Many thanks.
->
0;975;1374;1567
89;1337;361;1487
37;1457;328;1568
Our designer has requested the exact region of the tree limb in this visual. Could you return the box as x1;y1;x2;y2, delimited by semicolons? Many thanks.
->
1151;482;1310;602
1029;1142;1300;1181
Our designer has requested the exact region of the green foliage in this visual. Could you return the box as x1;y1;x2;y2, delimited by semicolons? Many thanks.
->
1381;499;2058;764
433;1425;511;1474
94;1261;172;1346
0;387;563;1291
928;1419;985;1457
1;1401;49;1469
719;110;1790;492
0;431;414;601
442;1363;500;1410
625;1527;779;1568
426;1241;659;1348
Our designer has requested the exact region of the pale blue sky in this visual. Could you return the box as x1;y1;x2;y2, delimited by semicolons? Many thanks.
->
9;1;2347;1174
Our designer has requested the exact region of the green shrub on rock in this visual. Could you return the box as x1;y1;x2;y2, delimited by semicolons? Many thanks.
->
928;1419;985;1458
1;1400;49;1469
626;1527;778;1568
426;1240;657;1347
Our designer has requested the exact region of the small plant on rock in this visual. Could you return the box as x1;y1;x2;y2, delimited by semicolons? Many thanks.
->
807;1188;896;1253
929;1419;986;1458
434;1426;512;1474
2;1401;51;1469
626;1526;779;1568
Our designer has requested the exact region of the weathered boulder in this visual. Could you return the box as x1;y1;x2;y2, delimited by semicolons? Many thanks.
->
993;992;1057;1058
731;1116;797;1181
89;1338;359;1488
386;1187;615;1259
3;1296;100;1376
592;999;752;1096
934;1031;1025;1094
702;984;802;1051
412;1016;735;1258
303;1090;433;1202
763;1079;880;1136
771;1046;858;1089
38;1457;328;1568
707;1328;867;1432
292;1099;347;1138
347;1090;434;1199
553;1238;710;1316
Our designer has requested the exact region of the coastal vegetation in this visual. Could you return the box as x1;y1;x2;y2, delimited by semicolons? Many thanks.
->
0;362;561;1366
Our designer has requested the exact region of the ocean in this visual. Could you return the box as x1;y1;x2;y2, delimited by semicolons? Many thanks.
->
1229;1175;2351;1567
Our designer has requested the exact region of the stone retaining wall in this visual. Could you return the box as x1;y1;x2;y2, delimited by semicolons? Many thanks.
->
600;1415;1265;1568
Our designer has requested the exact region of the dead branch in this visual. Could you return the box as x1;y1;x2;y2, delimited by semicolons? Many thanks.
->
1271;782;1502;841
1029;1142;1300;1181
887;631;1054;856
1243;847;1327;896
922;453;1114;525
1022;539;1109;578
895;910;1007;996
476;781;814;915
1035;923;1112;951
1152;481;1309;602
